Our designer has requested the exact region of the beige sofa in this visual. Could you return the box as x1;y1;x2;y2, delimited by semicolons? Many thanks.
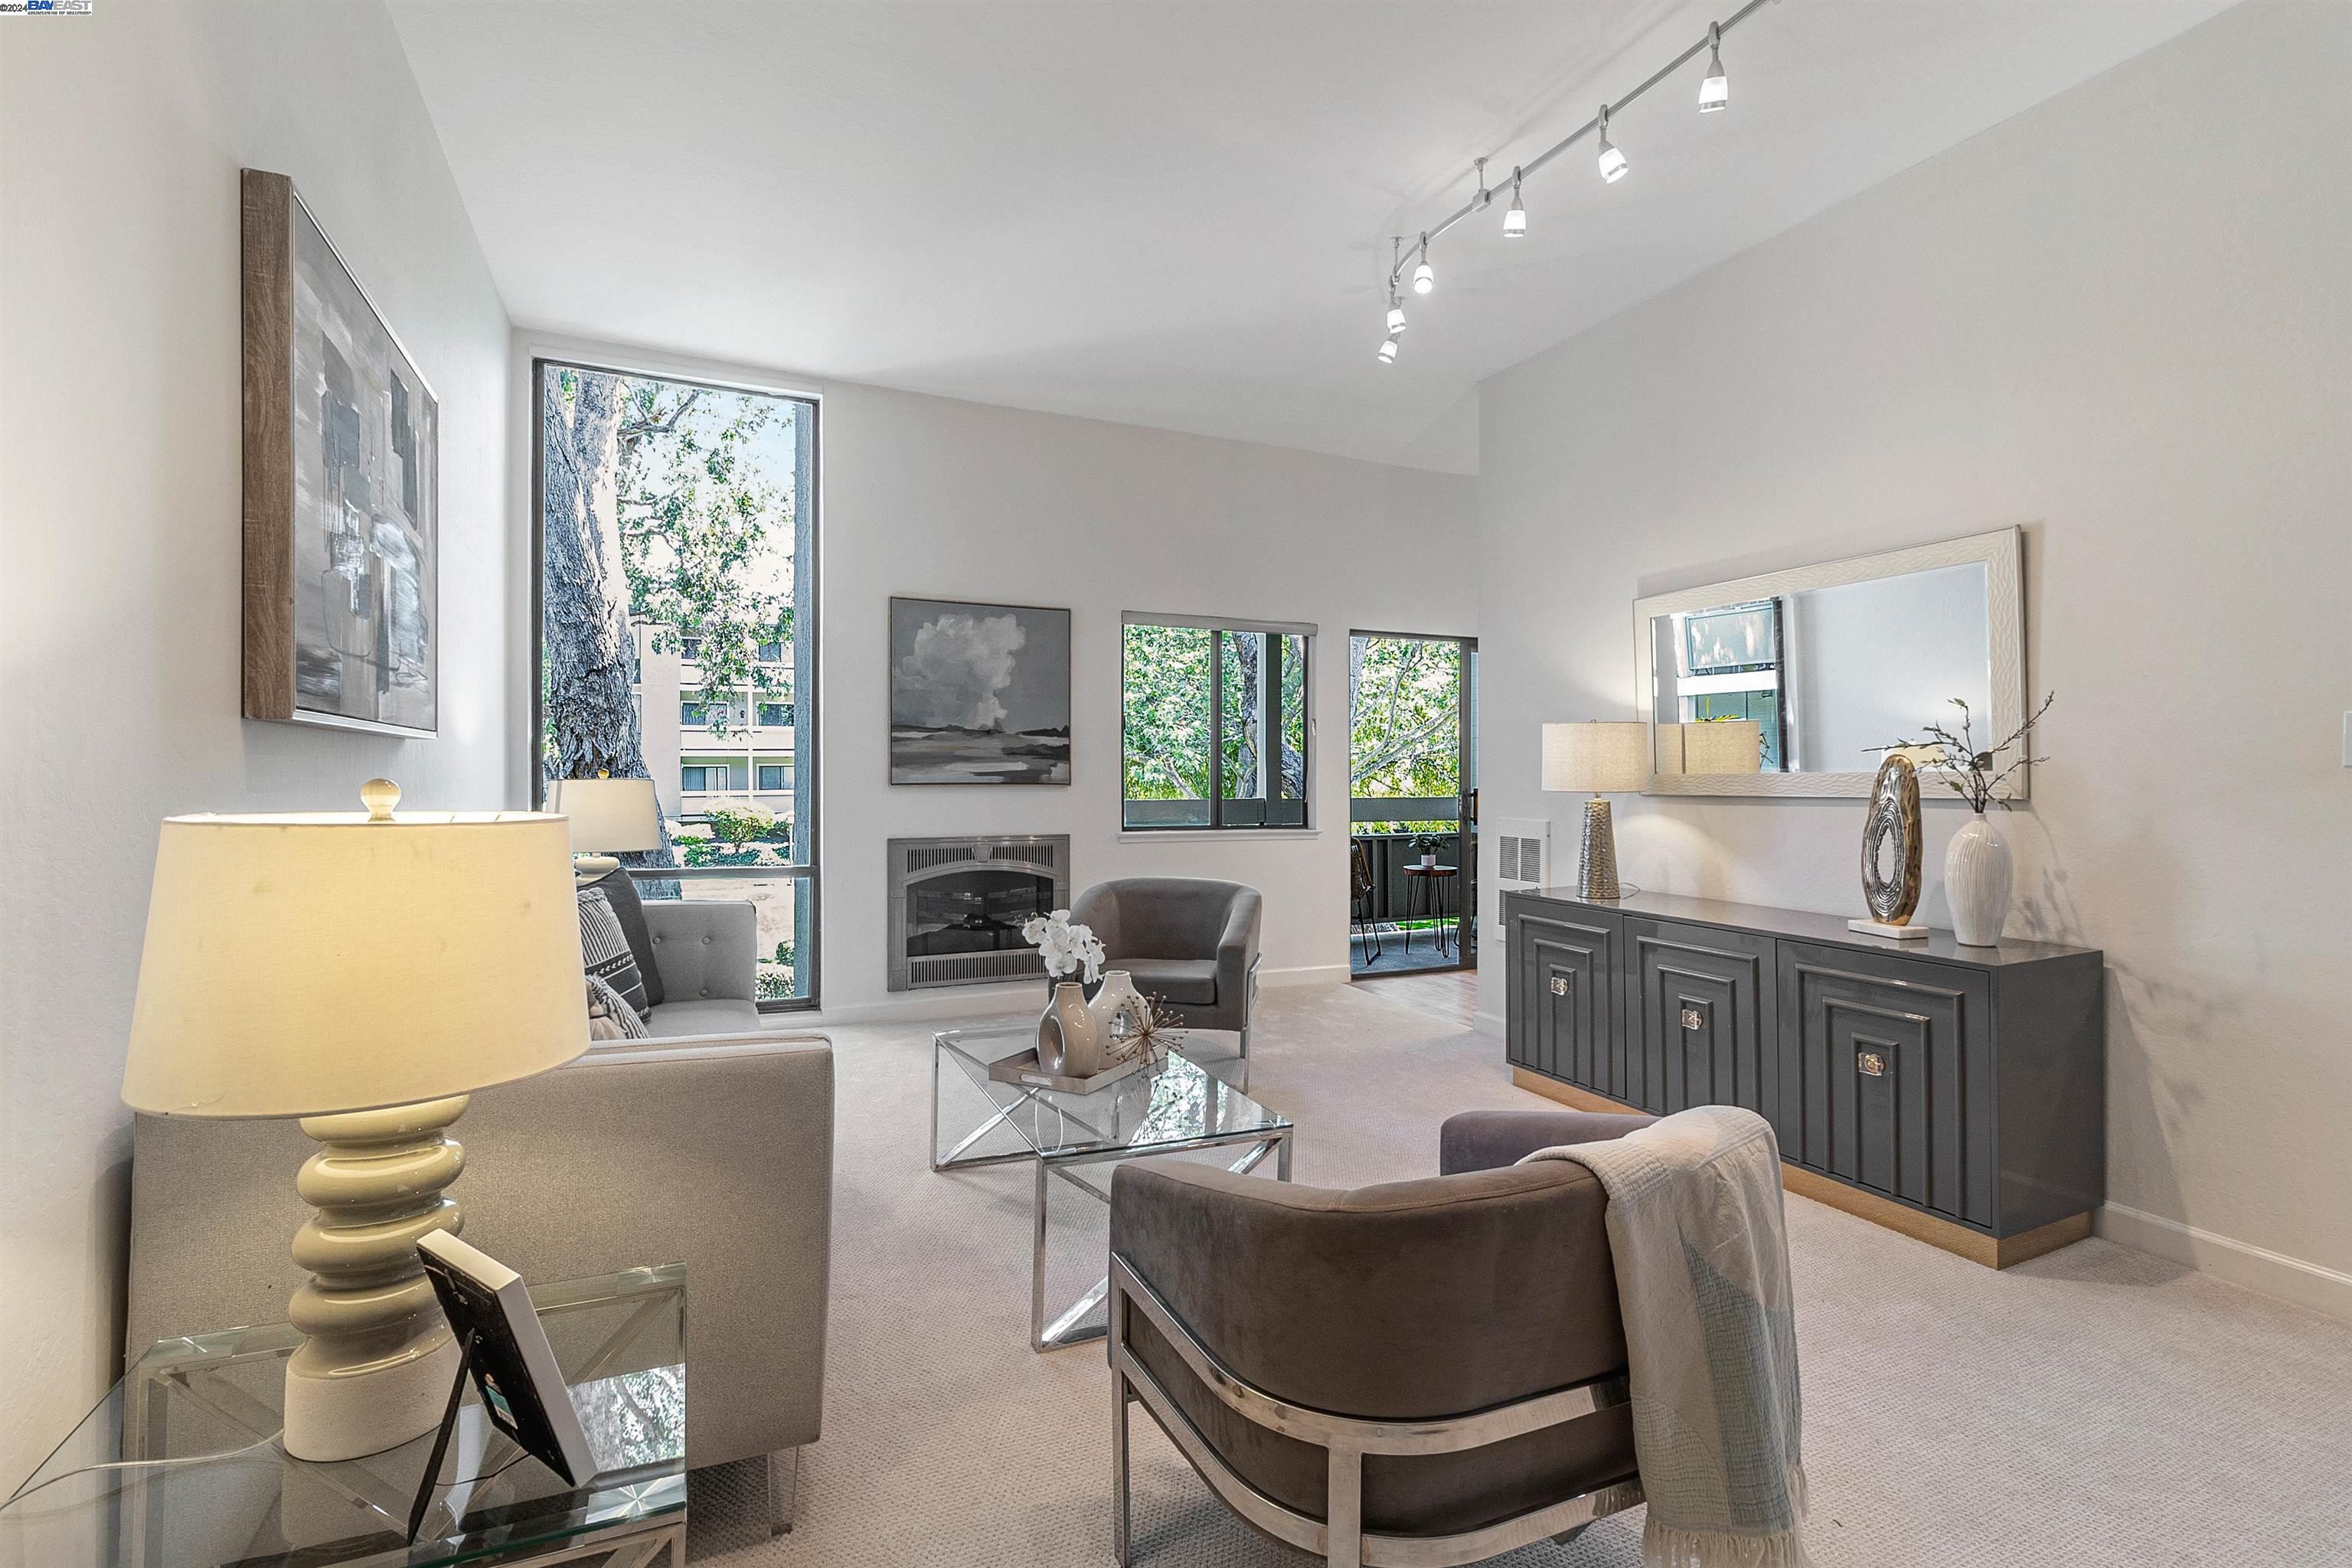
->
126;1022;833;1530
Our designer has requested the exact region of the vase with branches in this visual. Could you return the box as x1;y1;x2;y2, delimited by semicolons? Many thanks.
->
1876;693;2054;945
1875;692;2054;813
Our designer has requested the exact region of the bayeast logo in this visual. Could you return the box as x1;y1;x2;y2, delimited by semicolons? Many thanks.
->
0;1;98;14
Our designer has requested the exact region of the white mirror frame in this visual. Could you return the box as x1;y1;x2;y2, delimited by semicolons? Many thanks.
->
1632;526;2026;800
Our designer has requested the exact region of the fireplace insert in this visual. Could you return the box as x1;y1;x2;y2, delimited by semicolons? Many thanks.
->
887;835;1071;991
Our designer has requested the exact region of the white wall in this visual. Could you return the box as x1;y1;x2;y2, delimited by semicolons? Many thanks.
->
1477;2;2352;1313
1;2;513;1485
818;381;1475;1018
511;335;1478;1023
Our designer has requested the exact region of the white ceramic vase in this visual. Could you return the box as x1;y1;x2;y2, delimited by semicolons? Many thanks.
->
1038;982;1106;1078
1945;812;2013;946
1089;970;1145;1050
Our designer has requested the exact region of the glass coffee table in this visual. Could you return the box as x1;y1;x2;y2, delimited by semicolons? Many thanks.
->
2;1266;685;1568
933;1023;1294;1351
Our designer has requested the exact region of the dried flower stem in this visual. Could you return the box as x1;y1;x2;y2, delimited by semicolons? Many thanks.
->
1873;691;2055;813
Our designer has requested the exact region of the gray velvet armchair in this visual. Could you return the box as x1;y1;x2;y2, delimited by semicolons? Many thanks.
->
1070;877;1263;1056
1107;1107;1655;1568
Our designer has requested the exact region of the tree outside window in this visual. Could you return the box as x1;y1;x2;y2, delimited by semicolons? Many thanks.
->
1122;618;1308;830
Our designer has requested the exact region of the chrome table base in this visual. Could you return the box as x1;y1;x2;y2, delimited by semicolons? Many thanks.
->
932;1037;1294;1353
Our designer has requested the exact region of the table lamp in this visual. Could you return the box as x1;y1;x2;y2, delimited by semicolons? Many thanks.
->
1542;722;1647;900
122;779;588;1462
545;774;664;878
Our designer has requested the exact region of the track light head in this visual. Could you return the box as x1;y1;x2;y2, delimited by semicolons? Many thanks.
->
1503;167;1526;238
1387;295;1407;335
1378;336;1400;364
1411;234;1434;294
1596;106;1628;183
1700;24;1728;112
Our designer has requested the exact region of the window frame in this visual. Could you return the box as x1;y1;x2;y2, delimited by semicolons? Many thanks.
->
1119;610;1317;833
529;354;822;1011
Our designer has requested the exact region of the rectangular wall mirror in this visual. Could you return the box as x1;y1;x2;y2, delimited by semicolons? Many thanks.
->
1632;528;2025;799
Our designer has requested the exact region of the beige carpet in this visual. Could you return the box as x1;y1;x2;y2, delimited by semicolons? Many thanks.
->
686;982;2352;1566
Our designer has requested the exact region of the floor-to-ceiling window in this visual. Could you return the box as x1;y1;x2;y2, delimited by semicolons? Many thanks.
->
534;361;818;1007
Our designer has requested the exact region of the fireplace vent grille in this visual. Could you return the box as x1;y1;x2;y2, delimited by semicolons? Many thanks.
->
886;833;1072;992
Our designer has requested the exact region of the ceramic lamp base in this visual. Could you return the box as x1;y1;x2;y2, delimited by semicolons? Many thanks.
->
285;1326;461;1462
283;1094;469;1461
1847;918;1932;941
573;853;621;880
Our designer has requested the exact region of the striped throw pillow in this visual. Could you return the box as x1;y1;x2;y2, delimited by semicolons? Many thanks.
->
577;885;651;1019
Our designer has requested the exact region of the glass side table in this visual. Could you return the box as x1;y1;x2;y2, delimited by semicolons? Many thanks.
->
2;1265;686;1568
933;1023;1293;1351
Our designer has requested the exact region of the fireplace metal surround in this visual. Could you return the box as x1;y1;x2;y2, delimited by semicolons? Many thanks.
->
887;835;1071;991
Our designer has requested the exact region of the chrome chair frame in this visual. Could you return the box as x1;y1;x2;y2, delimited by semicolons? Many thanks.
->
1107;1255;1638;1568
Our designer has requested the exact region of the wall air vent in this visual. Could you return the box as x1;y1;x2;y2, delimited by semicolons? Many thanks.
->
1492;818;1552;890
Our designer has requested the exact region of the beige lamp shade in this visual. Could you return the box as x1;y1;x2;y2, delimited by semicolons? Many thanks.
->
547;775;664;854
123;793;588;1119
1542;722;1648;794
1683;719;1764;775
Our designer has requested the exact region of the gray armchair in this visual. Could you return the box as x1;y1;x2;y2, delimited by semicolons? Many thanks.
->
1107;1107;1655;1567
1070;877;1263;1056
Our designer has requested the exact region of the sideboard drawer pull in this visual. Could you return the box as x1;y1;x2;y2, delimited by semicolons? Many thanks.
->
1679;1006;1704;1031
1550;976;1570;997
1857;1050;1887;1077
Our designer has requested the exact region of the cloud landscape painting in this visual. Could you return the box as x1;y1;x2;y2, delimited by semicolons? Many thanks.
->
889;598;1071;784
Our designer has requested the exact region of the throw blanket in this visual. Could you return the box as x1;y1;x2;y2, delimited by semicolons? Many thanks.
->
1523;1106;1809;1568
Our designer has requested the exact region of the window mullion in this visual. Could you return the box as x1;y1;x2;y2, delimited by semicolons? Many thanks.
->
1208;628;1225;831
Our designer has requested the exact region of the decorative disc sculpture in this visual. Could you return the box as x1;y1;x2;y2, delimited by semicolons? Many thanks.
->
1850;755;1927;939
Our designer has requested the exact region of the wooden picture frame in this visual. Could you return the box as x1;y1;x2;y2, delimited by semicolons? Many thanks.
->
242;168;439;736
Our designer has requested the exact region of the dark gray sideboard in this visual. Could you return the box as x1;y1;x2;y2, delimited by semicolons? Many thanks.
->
1503;889;2105;1268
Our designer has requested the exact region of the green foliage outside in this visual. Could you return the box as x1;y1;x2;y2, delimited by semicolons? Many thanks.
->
1122;626;1308;804
702;802;776;849
540;368;799;792
1349;635;1461;800
1347;639;1465;835
1122;624;1214;800
757;939;798;1001
606;377;795;730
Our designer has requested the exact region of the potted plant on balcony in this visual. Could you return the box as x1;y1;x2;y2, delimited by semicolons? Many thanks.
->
1407;831;1446;870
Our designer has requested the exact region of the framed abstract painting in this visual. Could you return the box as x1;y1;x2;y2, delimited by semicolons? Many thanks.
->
889;597;1071;783
241;168;439;736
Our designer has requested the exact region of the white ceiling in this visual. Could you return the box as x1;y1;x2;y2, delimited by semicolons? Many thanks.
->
389;0;2232;473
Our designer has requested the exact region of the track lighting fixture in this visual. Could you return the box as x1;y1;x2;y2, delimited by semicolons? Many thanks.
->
1596;106;1628;183
1700;23;1729;112
1367;0;1773;367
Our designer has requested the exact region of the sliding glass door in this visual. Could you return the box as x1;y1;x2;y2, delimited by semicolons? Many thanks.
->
1348;632;1476;976
532;360;819;1008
